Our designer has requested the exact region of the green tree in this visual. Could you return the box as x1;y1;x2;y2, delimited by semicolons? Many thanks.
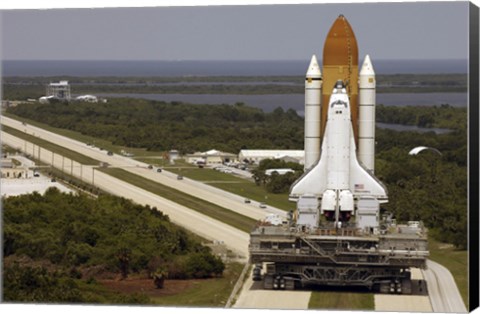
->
3;264;83;303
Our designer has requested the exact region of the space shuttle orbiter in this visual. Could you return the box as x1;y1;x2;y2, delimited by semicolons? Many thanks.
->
290;80;387;222
289;15;388;226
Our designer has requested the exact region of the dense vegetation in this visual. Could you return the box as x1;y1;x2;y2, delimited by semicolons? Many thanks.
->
375;132;467;248
251;159;304;193
372;106;467;248
2;74;467;100
3;188;225;303
377;103;467;129
7;99;304;153
6;100;468;249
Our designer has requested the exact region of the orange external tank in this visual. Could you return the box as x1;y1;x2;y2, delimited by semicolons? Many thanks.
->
322;15;359;144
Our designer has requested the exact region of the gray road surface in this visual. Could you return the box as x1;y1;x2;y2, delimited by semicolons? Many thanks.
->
1;119;310;310
234;268;311;309
1;116;286;221
2;131;250;258
422;259;467;313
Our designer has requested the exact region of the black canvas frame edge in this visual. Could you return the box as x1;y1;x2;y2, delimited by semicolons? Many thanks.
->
469;1;480;312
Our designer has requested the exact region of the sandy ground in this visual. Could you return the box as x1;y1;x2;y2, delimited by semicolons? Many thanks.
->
1;176;73;197
410;267;424;280
234;268;311;309
374;267;432;312
375;295;432;312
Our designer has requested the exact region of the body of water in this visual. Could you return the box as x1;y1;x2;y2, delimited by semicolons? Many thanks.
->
96;92;467;112
376;123;452;134
3;59;467;77
96;92;458;134
5;60;466;135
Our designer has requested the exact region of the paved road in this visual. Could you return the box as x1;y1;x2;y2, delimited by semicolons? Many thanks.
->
3;130;313;309
376;259;468;313
9;154;36;168
373;267;433;312
375;294;432;312
422;260;467;313
2;131;250;258
1;116;287;221
235;268;311;309
1;176;73;197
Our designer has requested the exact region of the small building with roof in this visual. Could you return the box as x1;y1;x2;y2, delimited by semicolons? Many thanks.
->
238;149;304;165
185;149;237;165
1;158;30;179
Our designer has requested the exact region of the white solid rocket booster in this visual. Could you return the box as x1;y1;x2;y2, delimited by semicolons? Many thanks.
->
358;54;376;173
304;54;322;170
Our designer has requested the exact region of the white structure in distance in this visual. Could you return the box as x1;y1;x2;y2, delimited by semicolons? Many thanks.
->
46;80;71;100
239;149;304;165
75;95;98;102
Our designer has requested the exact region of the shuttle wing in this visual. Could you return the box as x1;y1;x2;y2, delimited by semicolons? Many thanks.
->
289;125;330;198
348;135;388;201
290;122;387;201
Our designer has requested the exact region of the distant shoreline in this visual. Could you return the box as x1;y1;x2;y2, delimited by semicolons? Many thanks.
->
2;59;468;77
95;92;467;111
2;73;467;107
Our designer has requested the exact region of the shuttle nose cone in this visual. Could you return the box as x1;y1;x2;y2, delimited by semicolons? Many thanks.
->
360;54;375;76
306;54;322;78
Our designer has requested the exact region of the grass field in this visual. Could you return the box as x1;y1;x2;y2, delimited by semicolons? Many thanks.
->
4;113;294;211
133;157;171;167
210;181;293;211
2;124;99;165
169;166;246;182
3;125;256;233
167;166;294;211
100;167;257;233
309;291;374;310
151;262;244;307
3;113;164;158
427;238;468;307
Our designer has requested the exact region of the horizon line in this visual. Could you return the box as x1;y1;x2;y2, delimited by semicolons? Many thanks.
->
2;58;469;62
